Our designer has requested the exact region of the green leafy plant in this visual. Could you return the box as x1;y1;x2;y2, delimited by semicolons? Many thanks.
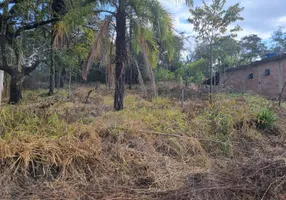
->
155;68;175;81
256;108;277;130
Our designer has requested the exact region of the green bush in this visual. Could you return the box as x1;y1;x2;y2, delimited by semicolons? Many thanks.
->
256;108;277;130
155;69;175;81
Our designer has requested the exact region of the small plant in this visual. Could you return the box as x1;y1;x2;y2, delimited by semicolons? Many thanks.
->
256;108;277;130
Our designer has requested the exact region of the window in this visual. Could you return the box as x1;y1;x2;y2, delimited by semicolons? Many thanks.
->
248;73;254;79
265;69;270;76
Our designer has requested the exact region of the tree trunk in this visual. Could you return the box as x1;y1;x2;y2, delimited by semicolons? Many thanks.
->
0;70;3;106
68;66;72;98
279;81;286;107
129;21;132;90
60;68;66;88
9;70;23;104
209;42;213;103
108;42;114;90
49;30;55;95
55;66;60;89
48;50;55;95
129;64;132;90
114;0;127;111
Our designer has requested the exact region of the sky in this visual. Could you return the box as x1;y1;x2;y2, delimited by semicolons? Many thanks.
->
159;0;286;50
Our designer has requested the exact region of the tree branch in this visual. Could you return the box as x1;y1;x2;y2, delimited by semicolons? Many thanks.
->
0;35;13;74
15;18;60;37
23;60;43;76
95;10;116;16
0;0;17;8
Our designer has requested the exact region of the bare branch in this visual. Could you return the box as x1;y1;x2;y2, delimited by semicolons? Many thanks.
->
23;60;43;76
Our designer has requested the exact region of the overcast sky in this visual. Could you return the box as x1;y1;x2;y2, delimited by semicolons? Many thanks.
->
159;0;286;48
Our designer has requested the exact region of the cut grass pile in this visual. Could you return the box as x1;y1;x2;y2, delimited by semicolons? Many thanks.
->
0;86;285;199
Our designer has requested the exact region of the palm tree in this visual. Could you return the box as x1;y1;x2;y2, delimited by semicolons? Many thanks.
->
48;0;66;95
82;0;193;111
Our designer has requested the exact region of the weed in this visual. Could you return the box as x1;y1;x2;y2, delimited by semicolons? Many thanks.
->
256;108;277;130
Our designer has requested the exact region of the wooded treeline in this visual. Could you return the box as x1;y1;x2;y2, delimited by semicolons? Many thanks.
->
0;0;286;110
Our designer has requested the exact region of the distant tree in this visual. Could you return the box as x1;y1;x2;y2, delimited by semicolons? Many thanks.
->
158;35;185;72
214;36;241;72
175;58;206;86
188;0;244;94
193;36;241;76
239;34;267;63
271;27;286;53
192;43;211;76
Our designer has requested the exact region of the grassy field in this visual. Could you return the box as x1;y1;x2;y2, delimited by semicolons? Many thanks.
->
0;85;285;199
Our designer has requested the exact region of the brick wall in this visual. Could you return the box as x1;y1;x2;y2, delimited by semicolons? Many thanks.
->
220;58;286;99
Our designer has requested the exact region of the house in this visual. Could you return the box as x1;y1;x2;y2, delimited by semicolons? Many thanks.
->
205;53;286;99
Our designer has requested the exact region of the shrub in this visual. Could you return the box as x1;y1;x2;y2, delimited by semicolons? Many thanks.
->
155;69;175;82
256;108;277;130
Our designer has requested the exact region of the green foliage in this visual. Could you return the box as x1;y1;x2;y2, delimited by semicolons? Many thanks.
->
59;3;95;34
0;106;72;138
188;0;244;43
239;34;267;63
176;59;206;83
213;36;242;71
200;104;234;136
155;68;175;81
256;108;277;130
271;27;286;52
130;0;175;68
188;0;244;81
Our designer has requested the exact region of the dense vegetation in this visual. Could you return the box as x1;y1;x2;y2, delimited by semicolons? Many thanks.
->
1;0;286;107
0;0;286;199
0;86;285;199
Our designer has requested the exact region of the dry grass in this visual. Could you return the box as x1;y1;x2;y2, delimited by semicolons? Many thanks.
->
0;86;285;199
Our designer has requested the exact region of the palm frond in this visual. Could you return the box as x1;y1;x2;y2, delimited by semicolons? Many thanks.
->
133;59;147;95
82;15;112;80
130;0;176;61
53;22;68;48
135;26;158;96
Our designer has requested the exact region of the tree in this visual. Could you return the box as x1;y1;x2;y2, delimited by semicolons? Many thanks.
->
271;27;286;53
188;0;243;94
158;35;184;72
214;36;241;71
240;34;267;63
0;0;59;104
49;0;68;95
82;0;193;111
46;0;98;93
175;58;206;85
191;37;241;77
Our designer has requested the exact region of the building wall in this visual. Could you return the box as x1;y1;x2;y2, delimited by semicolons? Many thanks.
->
220;58;286;99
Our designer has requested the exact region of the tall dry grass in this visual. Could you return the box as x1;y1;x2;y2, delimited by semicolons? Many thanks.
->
0;86;285;199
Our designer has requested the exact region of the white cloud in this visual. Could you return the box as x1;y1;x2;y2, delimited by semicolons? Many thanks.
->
277;16;286;27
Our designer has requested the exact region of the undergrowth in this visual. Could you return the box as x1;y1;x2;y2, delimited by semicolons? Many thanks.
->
0;87;285;199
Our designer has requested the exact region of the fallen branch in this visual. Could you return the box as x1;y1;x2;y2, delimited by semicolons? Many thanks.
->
85;84;100;104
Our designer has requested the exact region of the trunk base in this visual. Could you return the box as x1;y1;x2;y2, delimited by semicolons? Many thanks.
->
9;74;23;104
